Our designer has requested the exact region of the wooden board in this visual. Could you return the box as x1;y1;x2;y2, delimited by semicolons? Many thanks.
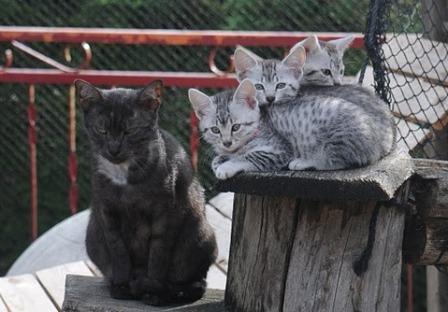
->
385;34;448;84
207;193;234;220
62;275;225;312
205;204;231;272
0;296;8;312
35;261;94;309
217;149;413;201
0;274;57;312
206;265;227;290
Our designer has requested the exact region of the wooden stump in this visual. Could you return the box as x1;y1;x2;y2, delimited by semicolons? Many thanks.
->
218;150;413;312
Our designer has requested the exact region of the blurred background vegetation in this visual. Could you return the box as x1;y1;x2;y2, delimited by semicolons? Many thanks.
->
0;0;426;310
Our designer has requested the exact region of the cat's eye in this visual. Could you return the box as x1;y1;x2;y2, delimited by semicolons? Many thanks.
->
276;83;286;89
232;124;241;132
124;127;137;135
254;84;264;90
322;69;332;76
210;126;220;134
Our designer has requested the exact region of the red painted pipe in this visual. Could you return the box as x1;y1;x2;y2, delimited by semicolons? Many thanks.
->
27;85;38;241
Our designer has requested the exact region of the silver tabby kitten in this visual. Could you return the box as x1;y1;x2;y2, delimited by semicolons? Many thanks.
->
234;45;395;170
188;79;292;179
291;35;354;86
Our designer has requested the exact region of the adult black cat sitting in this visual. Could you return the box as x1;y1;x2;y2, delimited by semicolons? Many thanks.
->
76;79;217;306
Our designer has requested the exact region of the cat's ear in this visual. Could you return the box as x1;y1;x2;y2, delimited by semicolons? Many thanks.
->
234;47;260;81
295;35;321;53
74;79;102;111
328;35;354;52
281;45;306;79
233;79;257;109
138;80;163;111
188;89;213;120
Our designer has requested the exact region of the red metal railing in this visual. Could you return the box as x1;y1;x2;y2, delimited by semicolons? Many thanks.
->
0;26;364;235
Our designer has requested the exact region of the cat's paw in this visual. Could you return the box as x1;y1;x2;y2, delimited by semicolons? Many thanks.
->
288;159;317;171
142;293;171;306
215;162;242;179
110;282;133;300
211;155;229;172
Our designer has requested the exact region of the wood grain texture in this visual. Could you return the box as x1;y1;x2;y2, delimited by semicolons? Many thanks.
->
225;194;298;312
62;275;225;312
283;201;404;312
35;261;94;309
217;149;412;201
0;274;58;312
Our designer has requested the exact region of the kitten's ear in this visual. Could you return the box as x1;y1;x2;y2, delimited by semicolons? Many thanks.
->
295;35;321;53
233;79;257;109
188;89;213;120
234;47;260;81
328;35;354;52
74;79;102;111
281;45;306;79
138;80;163;111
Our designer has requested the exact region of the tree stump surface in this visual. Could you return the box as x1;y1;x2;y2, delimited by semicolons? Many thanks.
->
62;275;226;312
217;149;413;201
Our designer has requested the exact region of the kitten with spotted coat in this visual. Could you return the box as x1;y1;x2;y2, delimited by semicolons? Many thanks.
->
189;79;292;179
234;46;395;170
292;35;354;86
76;80;217;306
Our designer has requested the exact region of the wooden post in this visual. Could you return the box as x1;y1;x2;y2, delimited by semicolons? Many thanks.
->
218;150;413;311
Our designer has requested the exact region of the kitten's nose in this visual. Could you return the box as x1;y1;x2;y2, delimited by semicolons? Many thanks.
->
223;141;232;148
266;96;276;103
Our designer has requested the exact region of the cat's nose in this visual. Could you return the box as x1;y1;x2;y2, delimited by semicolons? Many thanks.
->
223;141;232;148
266;96;276;103
108;142;121;156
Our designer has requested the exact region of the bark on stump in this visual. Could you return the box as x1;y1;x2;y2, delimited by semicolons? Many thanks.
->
218;150;413;312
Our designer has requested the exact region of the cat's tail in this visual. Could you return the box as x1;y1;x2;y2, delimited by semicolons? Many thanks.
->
169;279;207;304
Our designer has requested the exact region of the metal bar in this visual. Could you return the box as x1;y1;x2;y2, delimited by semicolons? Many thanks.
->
0;27;365;49
0;68;239;88
189;112;200;171
27;84;38;241
68;85;78;215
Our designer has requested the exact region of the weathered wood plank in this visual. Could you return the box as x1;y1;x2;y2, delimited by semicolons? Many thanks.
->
206;265;226;290
217;149;413;201
0;274;58;312
62;275;226;312
225;194;298;312
205;204;231;272
35;261;94;309
282;201;404;312
0;296;8;312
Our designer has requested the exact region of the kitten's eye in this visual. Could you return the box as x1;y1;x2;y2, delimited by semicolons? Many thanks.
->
124;127;137;135
210;126;220;134
254;84;264;90
322;69;332;76
276;83;286;89
232;124;241;132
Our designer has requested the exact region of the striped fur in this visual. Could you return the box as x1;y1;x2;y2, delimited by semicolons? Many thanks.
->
189;80;292;179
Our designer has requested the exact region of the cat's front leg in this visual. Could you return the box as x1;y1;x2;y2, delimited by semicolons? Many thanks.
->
211;155;229;173
215;159;256;179
100;209;133;299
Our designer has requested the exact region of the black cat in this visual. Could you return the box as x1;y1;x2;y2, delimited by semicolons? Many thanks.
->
76;79;217;306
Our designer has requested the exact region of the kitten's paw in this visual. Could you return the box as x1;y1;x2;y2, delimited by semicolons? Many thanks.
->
142;293;171;306
110;283;133;300
288;159;317;171
215;162;242;179
211;155;229;172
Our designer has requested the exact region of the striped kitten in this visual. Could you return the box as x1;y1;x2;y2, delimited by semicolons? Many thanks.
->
292;35;354;86
234;46;395;170
188;79;292;179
